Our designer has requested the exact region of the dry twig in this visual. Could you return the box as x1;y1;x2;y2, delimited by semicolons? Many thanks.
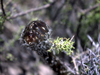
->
80;3;100;15
8;3;51;19
1;0;6;17
72;57;79;75
4;0;12;9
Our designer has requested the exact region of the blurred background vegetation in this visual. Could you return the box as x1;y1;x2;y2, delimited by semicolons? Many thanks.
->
0;0;100;75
